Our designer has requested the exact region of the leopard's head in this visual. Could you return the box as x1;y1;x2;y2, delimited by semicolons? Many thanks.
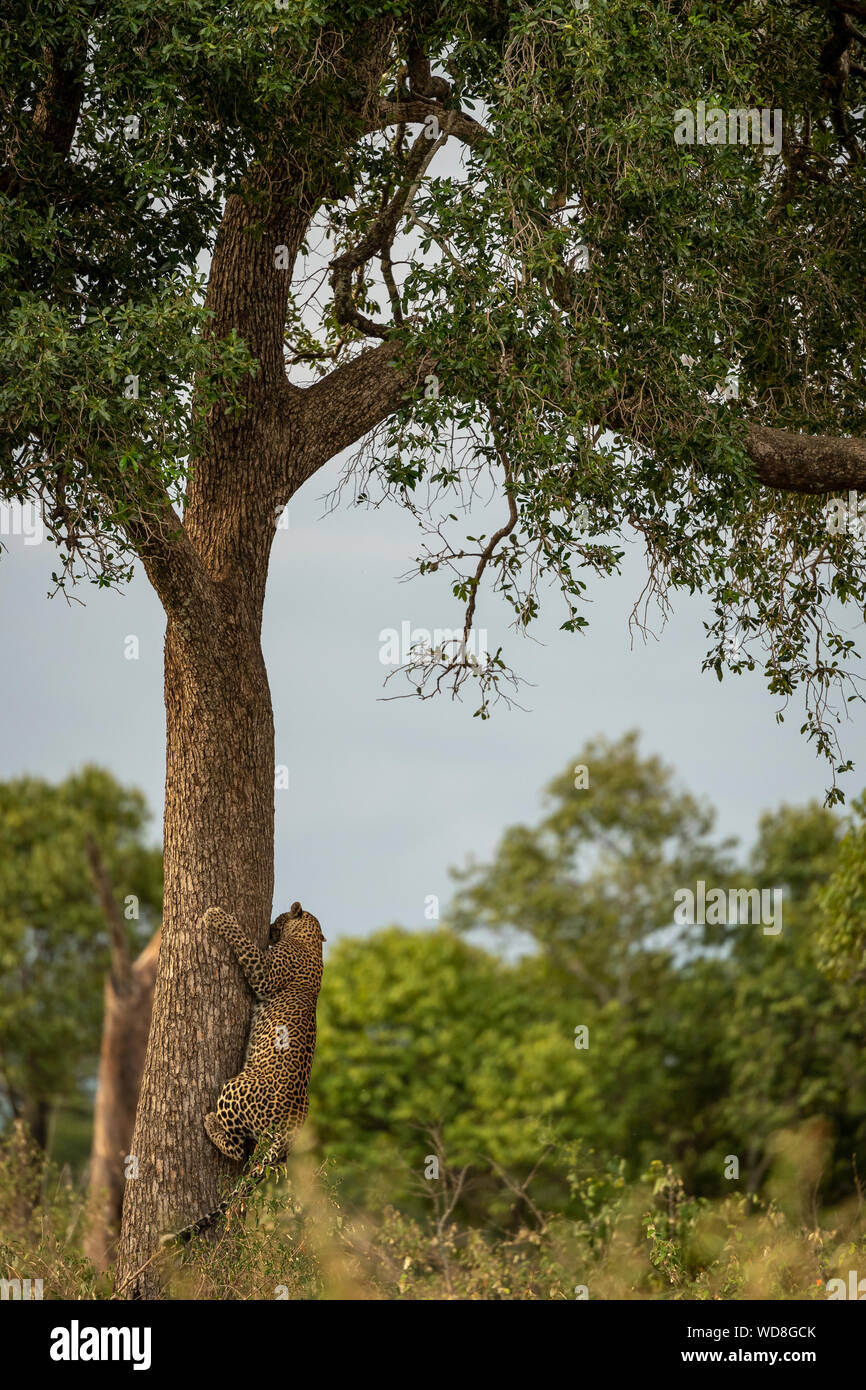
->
269;901;326;951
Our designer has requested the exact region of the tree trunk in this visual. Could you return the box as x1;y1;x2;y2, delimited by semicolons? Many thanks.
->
113;48;416;1296
115;611;275;1297
20;1096;51;1152
84;926;160;1271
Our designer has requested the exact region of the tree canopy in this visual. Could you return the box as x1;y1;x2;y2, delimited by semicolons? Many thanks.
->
3;1;866;778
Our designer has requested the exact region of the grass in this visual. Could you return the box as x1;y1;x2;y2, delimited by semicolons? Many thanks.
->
1;1119;864;1300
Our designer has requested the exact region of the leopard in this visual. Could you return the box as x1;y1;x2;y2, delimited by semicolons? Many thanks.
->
162;900;324;1244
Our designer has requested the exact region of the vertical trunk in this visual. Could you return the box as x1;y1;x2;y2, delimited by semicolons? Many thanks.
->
20;1096;51;1152
113;173;297;1297
84;928;160;1271
115;612;275;1298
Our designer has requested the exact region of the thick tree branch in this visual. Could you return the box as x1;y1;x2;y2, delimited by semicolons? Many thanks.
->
1;44;85;195
31;46;84;157
745;424;866;494
294;340;433;487
178;163;321;605
368;97;487;146
185;31;406;581
124;499;221;640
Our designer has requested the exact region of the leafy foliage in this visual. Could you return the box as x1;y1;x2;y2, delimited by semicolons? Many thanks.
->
818;791;866;989
0;767;162;1135
305;735;866;1213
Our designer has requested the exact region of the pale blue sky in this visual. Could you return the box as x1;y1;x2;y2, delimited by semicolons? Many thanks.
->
2;454;864;944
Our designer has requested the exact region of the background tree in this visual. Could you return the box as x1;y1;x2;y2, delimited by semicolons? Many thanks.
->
819;793;866;991
0;768;161;1153
440;736;864;1200
449;731;736;1185
2;2;865;1292
717;803;866;1195
84;839;161;1272
310;927;580;1222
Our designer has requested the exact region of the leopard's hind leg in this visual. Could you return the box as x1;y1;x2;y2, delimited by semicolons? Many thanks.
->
204;1110;246;1161
205;1080;249;1161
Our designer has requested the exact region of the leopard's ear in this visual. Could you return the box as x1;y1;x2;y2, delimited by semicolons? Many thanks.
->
288;901;303;918
268;923;282;945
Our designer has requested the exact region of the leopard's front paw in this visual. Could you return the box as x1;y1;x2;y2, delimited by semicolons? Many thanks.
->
201;906;230;937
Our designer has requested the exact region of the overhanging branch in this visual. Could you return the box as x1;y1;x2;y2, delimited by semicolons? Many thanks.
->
745;423;866;494
293;339;434;489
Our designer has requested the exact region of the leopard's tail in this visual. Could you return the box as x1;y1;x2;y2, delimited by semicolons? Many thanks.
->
160;1157;283;1248
159;1190;243;1247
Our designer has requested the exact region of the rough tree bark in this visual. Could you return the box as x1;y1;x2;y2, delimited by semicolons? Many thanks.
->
84;840;160;1271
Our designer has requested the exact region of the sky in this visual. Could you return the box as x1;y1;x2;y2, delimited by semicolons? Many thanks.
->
3;454;866;948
